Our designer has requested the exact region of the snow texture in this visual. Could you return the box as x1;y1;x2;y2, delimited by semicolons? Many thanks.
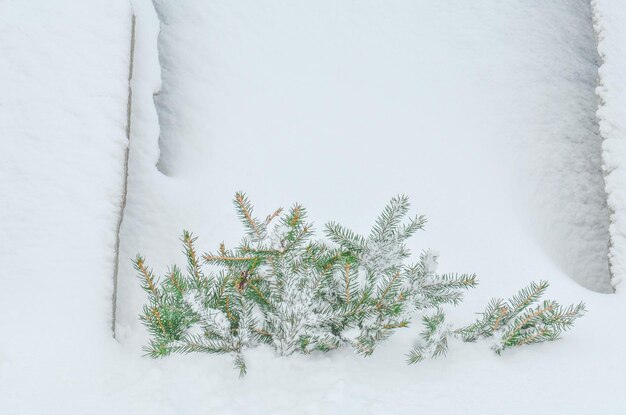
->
0;0;132;411
2;0;625;413
592;0;626;292
115;1;623;413
147;0;610;293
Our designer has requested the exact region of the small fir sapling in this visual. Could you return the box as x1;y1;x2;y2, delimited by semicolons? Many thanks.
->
136;193;585;375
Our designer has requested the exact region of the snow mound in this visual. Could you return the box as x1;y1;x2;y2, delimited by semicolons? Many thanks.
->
0;0;132;410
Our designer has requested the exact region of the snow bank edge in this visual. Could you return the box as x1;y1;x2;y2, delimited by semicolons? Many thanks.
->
591;0;626;292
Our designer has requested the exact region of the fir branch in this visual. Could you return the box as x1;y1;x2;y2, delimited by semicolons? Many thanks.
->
325;222;366;253
234;192;264;240
398;215;428;240
492;305;510;331
166;265;185;296
411;281;586;363
134;255;160;299
375;271;401;310
233;353;247;378
503;301;556;345
289;205;302;227
169;335;233;355
150;307;167;336
370;195;410;242
508;280;548;317
407;309;450;364
265;207;283;225
182;231;204;286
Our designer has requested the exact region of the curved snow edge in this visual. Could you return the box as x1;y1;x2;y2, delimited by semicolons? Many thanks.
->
112;14;136;337
112;0;163;338
591;0;626;292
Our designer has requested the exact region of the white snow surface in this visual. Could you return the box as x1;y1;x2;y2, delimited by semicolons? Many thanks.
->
0;0;133;412
3;0;626;413
147;0;611;293
115;0;622;413
592;0;626;291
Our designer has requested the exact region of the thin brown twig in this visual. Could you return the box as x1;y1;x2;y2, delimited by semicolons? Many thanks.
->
345;263;351;303
376;272;401;310
151;307;166;335
519;327;547;345
203;255;257;262
137;259;158;297
265;208;283;225
493;307;509;330
505;304;554;344
224;296;236;323
253;328;271;337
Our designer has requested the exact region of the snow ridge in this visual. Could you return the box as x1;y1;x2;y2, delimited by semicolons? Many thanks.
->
591;0;626;292
112;14;137;337
115;0;166;343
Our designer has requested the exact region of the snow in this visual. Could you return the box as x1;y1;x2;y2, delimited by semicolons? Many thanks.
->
592;0;626;291
146;0;611;293
3;0;626;413
116;0;621;412
0;0;133;411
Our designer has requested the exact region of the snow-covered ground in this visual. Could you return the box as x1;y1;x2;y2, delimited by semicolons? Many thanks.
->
144;0;610;293
116;0;621;413
2;0;625;413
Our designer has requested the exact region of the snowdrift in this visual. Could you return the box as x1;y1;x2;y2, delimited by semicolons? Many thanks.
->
114;1;623;414
592;0;626;291
0;0;133;410
2;0;626;413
